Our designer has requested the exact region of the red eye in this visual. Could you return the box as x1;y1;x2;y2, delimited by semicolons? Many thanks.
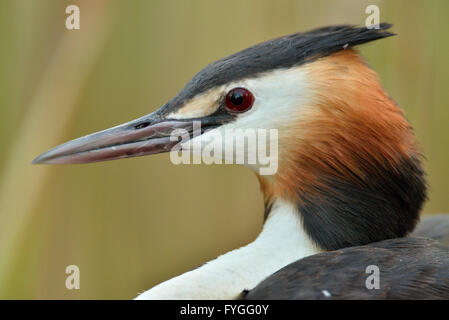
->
225;87;254;113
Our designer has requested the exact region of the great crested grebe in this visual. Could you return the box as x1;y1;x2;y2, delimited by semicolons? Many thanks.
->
33;24;449;299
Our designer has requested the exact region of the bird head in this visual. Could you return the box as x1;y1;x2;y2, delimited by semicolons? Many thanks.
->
33;24;427;251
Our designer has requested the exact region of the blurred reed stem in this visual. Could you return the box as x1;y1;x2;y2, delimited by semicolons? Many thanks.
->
0;0;115;295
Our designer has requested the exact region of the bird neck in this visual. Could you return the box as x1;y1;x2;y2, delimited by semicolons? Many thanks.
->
135;198;319;299
259;154;426;252
257;50;427;251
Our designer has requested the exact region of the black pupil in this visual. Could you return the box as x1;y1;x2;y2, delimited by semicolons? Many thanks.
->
231;92;244;105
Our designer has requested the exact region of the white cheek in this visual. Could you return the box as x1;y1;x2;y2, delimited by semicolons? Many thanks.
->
185;67;311;169
223;66;310;131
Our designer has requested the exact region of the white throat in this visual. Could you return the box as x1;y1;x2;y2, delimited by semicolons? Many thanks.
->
135;199;320;299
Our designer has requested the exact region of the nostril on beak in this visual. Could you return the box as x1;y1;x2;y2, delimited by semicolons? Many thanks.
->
134;122;150;130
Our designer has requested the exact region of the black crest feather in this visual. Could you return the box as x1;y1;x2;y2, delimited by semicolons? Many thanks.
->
159;23;395;116
188;23;395;95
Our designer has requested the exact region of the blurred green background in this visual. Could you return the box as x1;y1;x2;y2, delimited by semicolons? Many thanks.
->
0;0;448;299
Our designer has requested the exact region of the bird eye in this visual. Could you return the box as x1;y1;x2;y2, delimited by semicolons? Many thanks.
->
224;87;254;113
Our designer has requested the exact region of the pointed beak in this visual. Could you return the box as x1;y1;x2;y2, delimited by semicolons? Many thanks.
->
32;111;216;165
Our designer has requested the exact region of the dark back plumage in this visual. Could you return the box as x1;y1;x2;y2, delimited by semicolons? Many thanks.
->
240;237;449;299
413;214;449;246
